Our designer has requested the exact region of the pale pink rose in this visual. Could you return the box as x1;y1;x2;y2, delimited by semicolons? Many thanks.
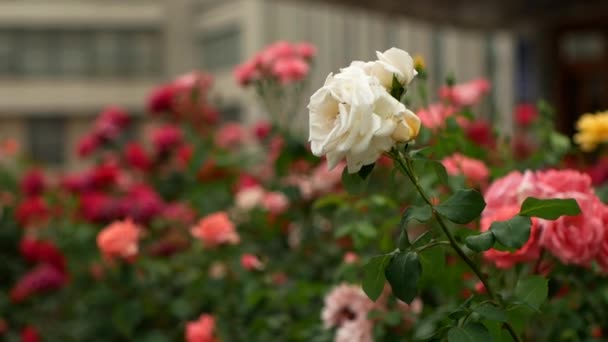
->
335;320;373;342
185;314;218;342
191;212;240;248
261;191;289;215
539;192;605;266
241;254;264;271
295;42;317;59
441;153;489;186
233;60;260;86
235;186;265;211
311;161;345;194
208;262;227;279
439;78;491;107
215;122;245;149
96;219;140;262
271;57;310;84
343;252;359;264
481;206;542;269
416;103;456;130
259;41;296;67
535;169;594;194
322;284;376;342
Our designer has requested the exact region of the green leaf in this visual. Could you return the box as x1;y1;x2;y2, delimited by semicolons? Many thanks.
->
489;215;531;249
362;255;391;301
400;205;433;229
358;163;375;180
398;229;411;250
385;252;421;304
435;189;486;224
411;157;449;185
418;245;445;285
519;197;581;219
514;275;548;310
473;303;507;322
465;231;495;252
390;74;404;100
447;322;493;342
341;167;369;194
432;160;449;185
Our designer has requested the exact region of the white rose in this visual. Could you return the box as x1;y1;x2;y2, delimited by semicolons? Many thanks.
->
308;67;420;173
370;47;417;89
235;186;264;211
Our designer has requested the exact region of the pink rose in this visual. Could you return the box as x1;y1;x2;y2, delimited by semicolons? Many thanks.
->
416;103;456;130
215;122;245;149
295;42;317;59
482;206;542;269
241;254;264;271
96;219;141;261
441;153;489;186
186;314;218;342
261;191;289;215
191;212;240;248
271;57;309;84
235;186;265;211
439;78;490;107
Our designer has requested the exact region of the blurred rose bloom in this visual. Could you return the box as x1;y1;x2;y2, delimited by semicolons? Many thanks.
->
96;219;141;262
241;254;264;271
441;153;489;186
186;314;218;342
439;78;490;107
191;212;240;248
321;284;376;342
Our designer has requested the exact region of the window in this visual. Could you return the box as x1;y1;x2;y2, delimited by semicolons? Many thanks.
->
0;28;163;78
27;117;66;166
200;26;241;71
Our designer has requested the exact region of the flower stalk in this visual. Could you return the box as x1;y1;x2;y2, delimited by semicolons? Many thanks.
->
392;150;522;342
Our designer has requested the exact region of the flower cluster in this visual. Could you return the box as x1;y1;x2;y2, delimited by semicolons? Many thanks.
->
482;169;608;269
234;41;315;86
308;47;421;173
77;106;130;157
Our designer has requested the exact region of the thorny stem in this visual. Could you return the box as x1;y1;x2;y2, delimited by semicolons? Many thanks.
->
392;151;522;342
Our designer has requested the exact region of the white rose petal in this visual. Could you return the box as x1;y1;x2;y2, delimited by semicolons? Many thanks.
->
371;47;417;89
308;64;420;173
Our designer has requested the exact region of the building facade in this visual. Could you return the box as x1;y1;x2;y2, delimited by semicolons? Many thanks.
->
0;0;517;169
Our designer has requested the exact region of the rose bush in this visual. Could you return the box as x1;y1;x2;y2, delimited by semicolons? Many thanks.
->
1;42;608;342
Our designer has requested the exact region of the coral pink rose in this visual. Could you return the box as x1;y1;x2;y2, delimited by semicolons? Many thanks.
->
416;103;456;130
539;192;605;266
186;314;218;342
96;219;140;261
241;254;264;271
439;78;490;107
191;212;240;248
483;171;545;215
481;206;542;269
441;153;489;186
261;191;289;215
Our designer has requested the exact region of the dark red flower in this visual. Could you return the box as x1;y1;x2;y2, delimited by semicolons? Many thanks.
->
10;264;67;303
80;192;123;223
124;142;152;171
465;120;495;149
120;184;164;224
252;121;272;141
76;134;100;158
19;238;66;272
20;169;46;197
89;162;120;190
514;103;538;127
147;84;177;114
15;197;50;227
20;326;40;342
151;125;183;155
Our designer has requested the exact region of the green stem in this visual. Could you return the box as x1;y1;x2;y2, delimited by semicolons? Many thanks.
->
394;151;522;342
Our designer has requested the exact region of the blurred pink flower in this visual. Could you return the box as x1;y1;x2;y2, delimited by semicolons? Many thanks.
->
215;122;245;149
186;314;218;342
151;125;183;155
439;78;490;107
241;254;264;271
272;57;309;84
76;134;100;157
234;60;260;86
441;153;489;186
96;219;141;262
343;252;359;264
191;212;240;248
261;191;289;215
162;202;197;226
295;42;317;59
322;284;375;342
482;205;542;269
416;103;456;130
